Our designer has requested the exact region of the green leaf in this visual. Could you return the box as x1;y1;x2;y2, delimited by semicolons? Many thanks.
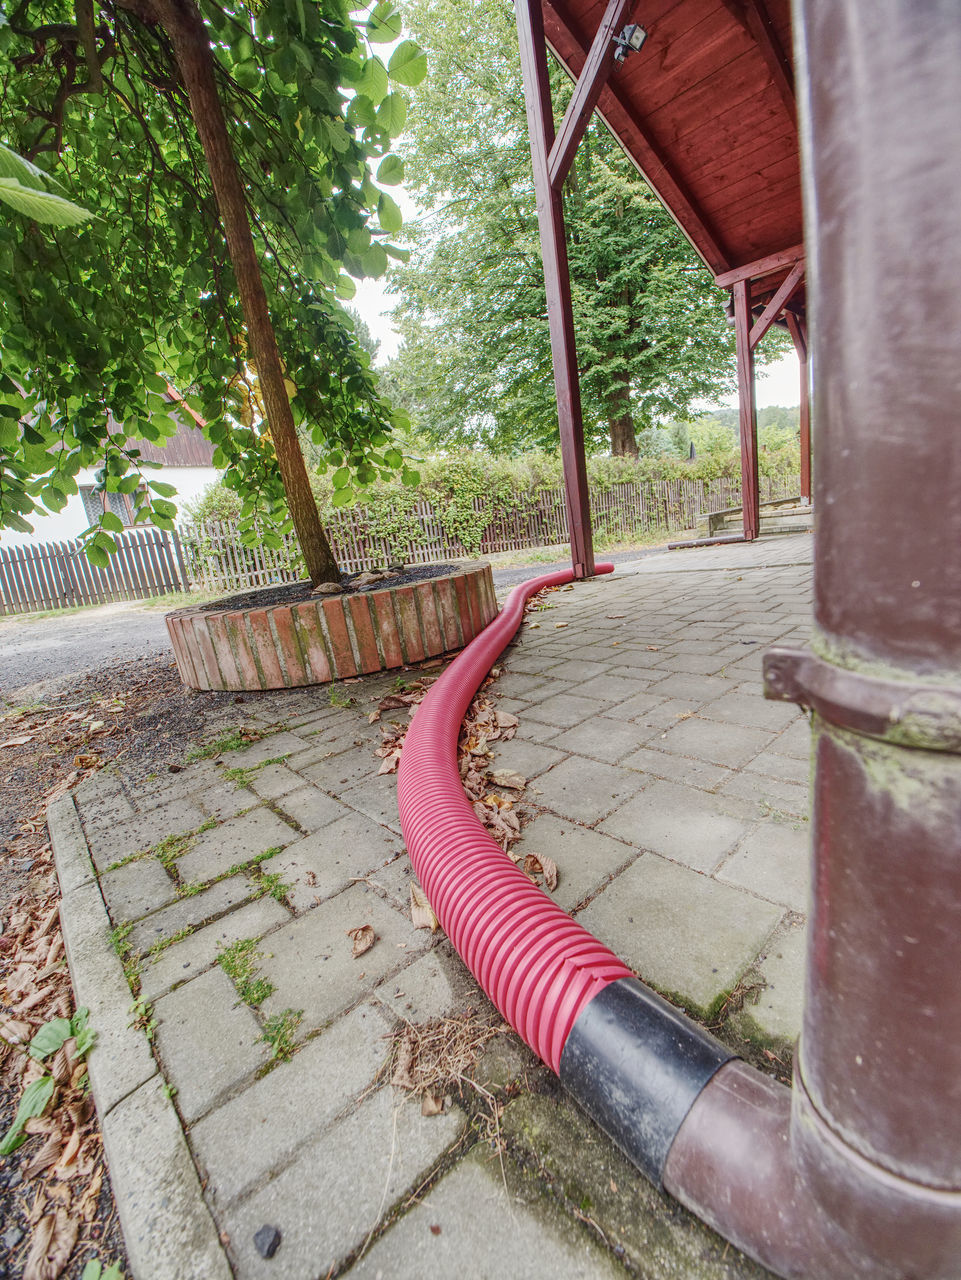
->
331;465;351;489
331;486;354;507
71;1007;90;1035
0;179;93;226
360;243;388;277
335;274;356;300
346;95;377;130
378;191;403;234
147;480;177;496
233;59;261;91
376;154;404;186
376;93;408;137
74;1026;97;1057
387;41;428;88
99;510;124;533
28;1017;73;1061
0;418;18;448
0;142;60;191
0;1076;55;1155
366;2;402;44
351;57;389;105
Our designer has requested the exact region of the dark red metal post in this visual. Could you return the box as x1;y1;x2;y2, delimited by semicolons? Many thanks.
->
786;312;811;503
733;278;760;540
515;0;595;578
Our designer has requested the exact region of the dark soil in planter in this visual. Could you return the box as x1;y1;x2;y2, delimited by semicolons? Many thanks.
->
194;562;462;614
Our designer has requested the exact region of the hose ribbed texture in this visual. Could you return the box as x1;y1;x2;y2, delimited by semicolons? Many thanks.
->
397;566;633;1074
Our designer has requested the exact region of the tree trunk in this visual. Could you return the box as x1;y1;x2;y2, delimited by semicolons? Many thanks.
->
607;372;638;457
136;0;340;584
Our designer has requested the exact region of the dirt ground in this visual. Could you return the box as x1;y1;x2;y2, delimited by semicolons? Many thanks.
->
0;653;242;1279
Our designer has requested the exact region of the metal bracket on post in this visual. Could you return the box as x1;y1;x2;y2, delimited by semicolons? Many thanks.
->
764;646;961;753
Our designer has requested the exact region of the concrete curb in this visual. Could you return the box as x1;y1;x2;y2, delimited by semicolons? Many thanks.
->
49;799;233;1280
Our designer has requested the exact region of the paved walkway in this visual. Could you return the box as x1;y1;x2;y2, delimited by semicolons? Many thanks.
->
51;534;814;1280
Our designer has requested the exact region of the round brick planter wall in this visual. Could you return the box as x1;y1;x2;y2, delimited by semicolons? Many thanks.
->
165;561;498;692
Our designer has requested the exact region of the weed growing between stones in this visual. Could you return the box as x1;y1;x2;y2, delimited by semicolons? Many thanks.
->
185;726;265;762
329;686;356;709
260;1009;303;1061
128;996;157;1042
221;754;290;790
216;938;275;1006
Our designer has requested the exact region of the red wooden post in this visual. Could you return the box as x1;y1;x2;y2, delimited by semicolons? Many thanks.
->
787;312;811;503
515;0;595;578
733;278;760;539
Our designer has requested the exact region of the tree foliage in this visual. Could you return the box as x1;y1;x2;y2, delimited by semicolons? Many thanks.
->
385;0;786;458
0;0;424;576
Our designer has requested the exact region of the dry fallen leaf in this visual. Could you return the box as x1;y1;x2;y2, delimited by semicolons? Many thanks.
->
1;734;35;748
487;769;526;793
410;883;440;933
347;925;375;958
646;645;660;652
523;853;559;891
23;1208;78;1280
606;614;626;619
421;1093;444;1117
554;622;568;628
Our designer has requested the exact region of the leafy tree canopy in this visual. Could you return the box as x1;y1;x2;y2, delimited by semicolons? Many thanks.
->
385;0;787;458
0;0;424;574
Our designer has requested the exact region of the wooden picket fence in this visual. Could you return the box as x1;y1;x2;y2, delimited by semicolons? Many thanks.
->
0;473;798;614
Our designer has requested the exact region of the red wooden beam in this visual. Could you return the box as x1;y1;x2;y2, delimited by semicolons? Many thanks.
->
515;0;595;579
749;257;804;347
548;0;634;192
733;278;760;540
785;311;811;502
714;241;804;288
543;0;730;275
721;0;795;118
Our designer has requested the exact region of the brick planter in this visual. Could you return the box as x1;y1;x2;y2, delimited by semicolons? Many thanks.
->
165;561;498;692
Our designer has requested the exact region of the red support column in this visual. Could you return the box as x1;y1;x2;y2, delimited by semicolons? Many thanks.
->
787;313;811;503
515;0;595;578
733;279;760;539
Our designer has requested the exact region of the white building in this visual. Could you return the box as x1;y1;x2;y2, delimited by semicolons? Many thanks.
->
0;391;220;550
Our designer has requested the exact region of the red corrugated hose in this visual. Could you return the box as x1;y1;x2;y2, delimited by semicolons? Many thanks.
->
397;566;632;1073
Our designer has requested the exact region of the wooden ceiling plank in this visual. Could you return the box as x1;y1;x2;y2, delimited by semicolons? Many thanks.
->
544;0;731;272
719;0;795;117
714;241;804;287
749;256;804;346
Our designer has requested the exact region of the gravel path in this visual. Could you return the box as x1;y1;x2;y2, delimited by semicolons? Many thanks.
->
0;602;173;699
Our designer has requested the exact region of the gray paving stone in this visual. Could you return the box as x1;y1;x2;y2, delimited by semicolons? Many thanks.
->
739;917;807;1046
197;779;255;821
699;690;801;732
154;965;270;1124
521;691;606;729
352;1141;627;1280
643;673;733;702
218;730;310;766
374;945;479;1024
128;874;258;954
101;857;178;924
221;1089;465;1280
272;785;351;833
717;823;812;912
606;694;692;726
577;855;783;1016
175;807;297;884
543;658;613;681
598;779;750;873
48;794;96;894
139;896;291;1003
89;799;208;872
528;756;645;824
258;884;422;1035
493;671;560;699
771;717;813;760
298;747;382;793
619;745;732;792
716;771;811;820
337;774;403;833
550;715;660;763
744;750;810;785
518;813;637;911
101;1075;231;1280
573;672;659;702
512;715;570;744
501;1094;773;1280
59;880;159;1117
658;716;774;769
660;651;730;675
487;736;566;780
248;763;304;800
265;812;404;912
190;1000;395;1206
